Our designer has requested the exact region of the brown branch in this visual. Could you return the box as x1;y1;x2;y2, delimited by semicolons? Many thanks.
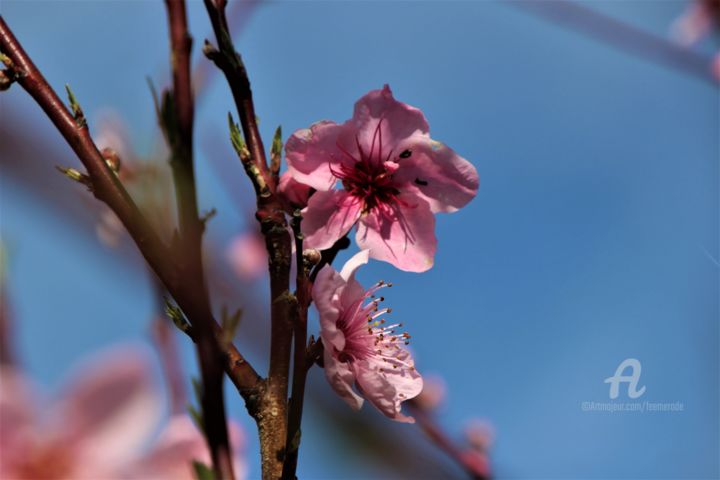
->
0;14;264;473
0;286;15;367
282;214;312;480
203;0;297;479
202;1;294;477
163;2;236;478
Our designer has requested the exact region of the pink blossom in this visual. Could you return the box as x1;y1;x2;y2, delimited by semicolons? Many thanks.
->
313;250;423;422
227;231;268;281
286;85;478;272
671;0;719;45
0;344;245;479
277;171;312;209
412;374;447;411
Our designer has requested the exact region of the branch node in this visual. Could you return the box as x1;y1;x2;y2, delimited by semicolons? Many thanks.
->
55;165;92;189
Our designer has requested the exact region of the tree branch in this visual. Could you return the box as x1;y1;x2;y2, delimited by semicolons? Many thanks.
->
282;213;312;480
163;2;236;477
0;16;264;476
406;402;490;480
202;2;294;477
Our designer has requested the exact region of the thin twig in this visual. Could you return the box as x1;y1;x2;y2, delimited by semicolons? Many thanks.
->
0;287;15;367
202;1;294;478
510;0;718;87
164;2;236;477
282;213;311;480
406;402;489;480
0;9;264;445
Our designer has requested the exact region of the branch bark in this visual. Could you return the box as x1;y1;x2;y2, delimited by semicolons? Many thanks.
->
202;2;294;477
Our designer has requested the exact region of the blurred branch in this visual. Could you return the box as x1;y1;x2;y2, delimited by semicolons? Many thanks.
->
407;401;490;480
163;1;236;477
149;273;187;415
0;15;263;479
510;0;718;86
203;1;294;477
0;287;15;367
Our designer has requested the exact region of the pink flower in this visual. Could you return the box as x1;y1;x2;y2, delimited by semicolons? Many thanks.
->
313;250;423;422
412;374;447;411
286;85;479;272
0;344;246;480
671;0;718;45
277;171;312;209
227;231;268;281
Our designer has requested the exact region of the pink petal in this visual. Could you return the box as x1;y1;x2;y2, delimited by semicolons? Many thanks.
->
338;250;370;282
277;171;312;208
124;416;247;480
349;85;429;156
0;367;38;472
338;250;370;308
54;344;162;467
392;135;479;213
312;265;346;352
227;232;267;281
352;354;423;423
302;190;361;250
356;195;437;272
285;120;344;191
323;349;364;412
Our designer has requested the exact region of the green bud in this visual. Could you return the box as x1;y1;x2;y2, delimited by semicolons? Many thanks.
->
64;84;87;128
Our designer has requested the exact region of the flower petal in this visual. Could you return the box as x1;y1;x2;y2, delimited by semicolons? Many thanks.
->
0;367;38;472
338;250;370;308
313;265;346;352
54;344;162;467
339;250;370;282
227;232;267;281
350;85;429;158
302;190;361;250
324;350;364;412
286;120;343;191
356;195;437;272
277;171;312;209
352;354;423;423
123;416;247;480
393;135;479;213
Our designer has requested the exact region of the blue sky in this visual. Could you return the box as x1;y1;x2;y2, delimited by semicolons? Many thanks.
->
1;1;718;478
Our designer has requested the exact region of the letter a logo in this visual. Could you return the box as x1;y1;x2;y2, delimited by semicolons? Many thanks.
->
604;358;646;399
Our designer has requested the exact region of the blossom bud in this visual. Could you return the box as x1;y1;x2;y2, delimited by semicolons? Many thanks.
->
302;249;322;266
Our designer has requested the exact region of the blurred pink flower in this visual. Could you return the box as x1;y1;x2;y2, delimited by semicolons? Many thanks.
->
671;0;719;45
227;231;268;281
412;374;447;411
286;85;479;272
461;418;494;479
0;345;245;479
464;418;495;452
313;250;423;422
